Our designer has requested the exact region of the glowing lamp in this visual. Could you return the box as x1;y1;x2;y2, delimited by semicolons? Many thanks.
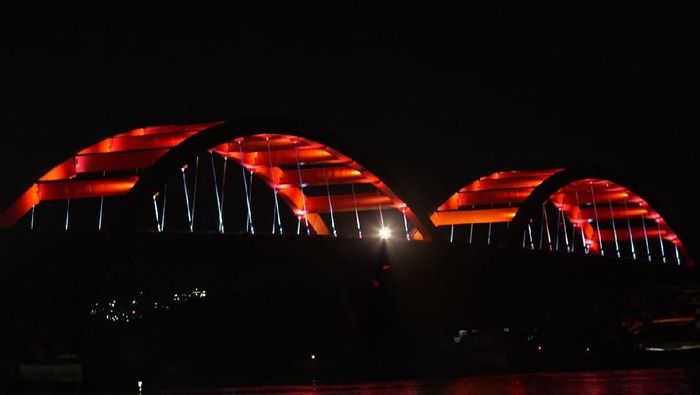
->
379;226;392;239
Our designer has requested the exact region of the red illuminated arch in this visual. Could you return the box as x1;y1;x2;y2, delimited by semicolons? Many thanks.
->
0;121;429;240
0;122;222;229
431;168;693;266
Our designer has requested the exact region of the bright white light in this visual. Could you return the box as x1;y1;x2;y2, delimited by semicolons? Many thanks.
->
379;227;392;240
138;380;143;392
310;354;316;360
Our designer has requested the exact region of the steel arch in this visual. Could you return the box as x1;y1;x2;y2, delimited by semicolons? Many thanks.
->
431;168;693;266
0;120;430;240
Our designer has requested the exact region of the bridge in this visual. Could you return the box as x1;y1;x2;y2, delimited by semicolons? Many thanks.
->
0;120;698;383
0;120;692;267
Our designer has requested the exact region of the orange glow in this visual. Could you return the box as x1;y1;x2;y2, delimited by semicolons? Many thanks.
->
432;169;560;229
79;131;197;154
277;167;365;186
485;169;563;180
40;159;76;181
437;188;535;210
74;150;168;174
430;207;518;226
432;169;558;227
651;317;696;325
551;190;631;206
37;177;138;200
305;213;330;236
552;178;687;261
305;193;395;213
222;147;348;167
0;126;428;239
1;123;221;229
217;133;429;240
578;207;648;221
461;176;551;191
412;230;424;241
118;122;223;137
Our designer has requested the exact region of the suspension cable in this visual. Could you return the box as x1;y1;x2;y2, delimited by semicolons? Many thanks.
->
152;194;161;232
160;184;167;231
590;183;604;256
295;143;310;235
30;204;35;230
607;190;621;258
266;137;283;235
239;141;254;234
351;183;362;239
657;220;666;263
181;165;192;227
323;150;337;237
623;201;636;260
64;198;70;231
377;188;385;228
575;190;587;253
554;208;561;251
538;206;545;250
210;151;224;233
98;170;106;231
221;157;228;230
190;156;199;232
249;170;255;234
560;207;570;252
641;214;651;261
542;204;552;250
487;204;493;246
402;209;410;240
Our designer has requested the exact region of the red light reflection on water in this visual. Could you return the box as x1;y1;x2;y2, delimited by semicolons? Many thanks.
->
155;368;692;395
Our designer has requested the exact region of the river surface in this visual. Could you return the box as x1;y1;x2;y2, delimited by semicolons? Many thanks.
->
150;368;698;394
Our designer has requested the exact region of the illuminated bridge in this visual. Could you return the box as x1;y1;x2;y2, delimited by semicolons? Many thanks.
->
431;168;693;266
0;120;429;241
0;120;697;382
0;120;692;267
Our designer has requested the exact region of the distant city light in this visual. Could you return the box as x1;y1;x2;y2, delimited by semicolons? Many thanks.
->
310;354;316;360
379;226;392;239
91;288;207;324
537;345;543;351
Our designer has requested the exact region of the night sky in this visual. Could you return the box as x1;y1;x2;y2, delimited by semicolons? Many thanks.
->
1;7;698;253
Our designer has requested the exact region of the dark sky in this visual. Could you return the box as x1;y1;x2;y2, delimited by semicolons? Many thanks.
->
1;7;698;252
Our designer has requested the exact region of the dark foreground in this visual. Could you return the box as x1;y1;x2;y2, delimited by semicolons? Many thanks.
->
1;232;699;390
12;368;700;394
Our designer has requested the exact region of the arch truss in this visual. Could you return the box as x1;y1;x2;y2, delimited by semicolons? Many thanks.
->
0;122;427;241
431;169;693;266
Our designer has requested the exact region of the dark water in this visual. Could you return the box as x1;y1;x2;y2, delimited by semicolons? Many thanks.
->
152;369;697;394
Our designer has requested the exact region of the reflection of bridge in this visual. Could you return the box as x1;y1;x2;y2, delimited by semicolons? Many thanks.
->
0;120;693;267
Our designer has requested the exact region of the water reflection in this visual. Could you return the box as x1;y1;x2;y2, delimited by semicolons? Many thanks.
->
155;368;694;394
